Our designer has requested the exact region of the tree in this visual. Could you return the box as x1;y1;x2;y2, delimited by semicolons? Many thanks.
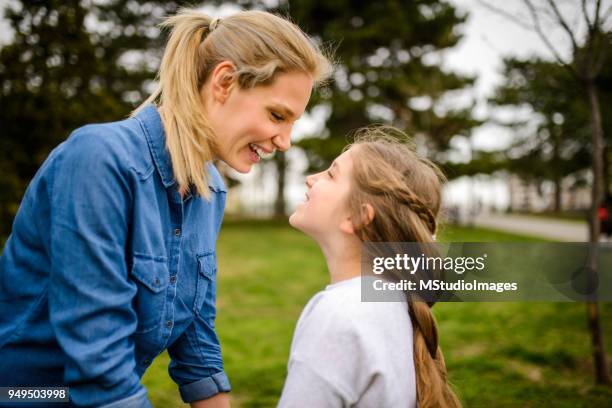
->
491;58;593;212
478;0;611;384
1;0;105;236
0;0;188;238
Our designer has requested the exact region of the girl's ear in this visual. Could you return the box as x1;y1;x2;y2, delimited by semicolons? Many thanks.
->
339;203;375;235
339;216;355;235
362;203;375;226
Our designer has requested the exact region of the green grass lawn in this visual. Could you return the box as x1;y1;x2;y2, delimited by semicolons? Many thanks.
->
143;221;612;407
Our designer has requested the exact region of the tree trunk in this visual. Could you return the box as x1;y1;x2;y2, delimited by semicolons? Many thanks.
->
553;176;562;213
585;79;610;385
604;144;611;197
274;152;287;219
552;133;562;212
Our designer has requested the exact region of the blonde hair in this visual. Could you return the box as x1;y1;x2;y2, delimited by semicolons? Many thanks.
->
347;127;462;408
134;9;333;198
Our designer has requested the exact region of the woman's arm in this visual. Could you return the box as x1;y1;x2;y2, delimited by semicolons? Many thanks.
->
190;392;231;408
167;254;232;404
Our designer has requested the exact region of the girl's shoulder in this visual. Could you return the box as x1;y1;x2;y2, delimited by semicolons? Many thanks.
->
300;277;410;335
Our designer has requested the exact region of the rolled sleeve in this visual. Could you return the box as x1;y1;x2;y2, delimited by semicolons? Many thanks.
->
48;128;147;407
168;314;232;402
179;371;231;403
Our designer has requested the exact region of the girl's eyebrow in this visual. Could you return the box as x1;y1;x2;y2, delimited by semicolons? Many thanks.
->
331;161;340;174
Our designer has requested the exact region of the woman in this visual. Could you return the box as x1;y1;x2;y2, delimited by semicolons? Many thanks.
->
0;8;331;408
279;128;461;407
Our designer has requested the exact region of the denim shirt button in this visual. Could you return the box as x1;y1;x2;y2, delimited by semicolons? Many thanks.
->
166;320;173;328
170;276;177;284
174;228;181;236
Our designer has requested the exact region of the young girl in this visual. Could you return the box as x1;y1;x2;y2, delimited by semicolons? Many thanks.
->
279;127;461;408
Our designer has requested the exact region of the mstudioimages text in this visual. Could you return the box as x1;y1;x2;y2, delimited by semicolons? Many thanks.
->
372;253;487;275
373;279;519;293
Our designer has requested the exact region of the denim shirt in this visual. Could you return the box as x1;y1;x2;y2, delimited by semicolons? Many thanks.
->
0;105;230;407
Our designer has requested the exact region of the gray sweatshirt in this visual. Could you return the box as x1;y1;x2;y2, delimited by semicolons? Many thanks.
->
278;277;417;408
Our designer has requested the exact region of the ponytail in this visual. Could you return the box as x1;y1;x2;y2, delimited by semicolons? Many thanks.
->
137;10;218;198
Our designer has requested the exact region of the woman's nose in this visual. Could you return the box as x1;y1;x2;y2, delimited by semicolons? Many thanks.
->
272;127;292;152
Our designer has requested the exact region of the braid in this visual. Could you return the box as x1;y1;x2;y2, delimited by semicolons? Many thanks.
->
409;301;461;408
393;186;437;234
356;174;437;235
408;300;439;359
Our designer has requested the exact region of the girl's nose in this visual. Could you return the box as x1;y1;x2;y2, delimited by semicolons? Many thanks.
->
305;174;315;188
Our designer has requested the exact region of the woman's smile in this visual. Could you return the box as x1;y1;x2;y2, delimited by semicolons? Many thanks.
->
205;70;314;174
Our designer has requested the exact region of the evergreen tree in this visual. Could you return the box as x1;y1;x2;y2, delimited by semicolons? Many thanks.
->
491;58;594;212
0;0;187;238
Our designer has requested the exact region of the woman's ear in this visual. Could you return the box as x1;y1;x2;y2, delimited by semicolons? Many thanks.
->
208;60;237;103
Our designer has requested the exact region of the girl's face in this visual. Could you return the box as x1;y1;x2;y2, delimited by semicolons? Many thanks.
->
205;67;314;173
289;147;356;239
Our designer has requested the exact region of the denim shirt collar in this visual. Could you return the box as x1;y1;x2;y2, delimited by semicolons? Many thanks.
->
135;105;226;193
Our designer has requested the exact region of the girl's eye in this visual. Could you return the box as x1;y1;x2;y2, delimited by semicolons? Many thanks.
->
327;169;333;178
271;112;284;122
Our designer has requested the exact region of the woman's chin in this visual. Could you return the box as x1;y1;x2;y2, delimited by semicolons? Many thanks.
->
224;155;256;174
232;162;253;174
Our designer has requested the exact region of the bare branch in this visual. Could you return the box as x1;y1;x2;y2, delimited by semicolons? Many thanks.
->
582;0;594;30
545;0;580;54
477;0;580;79
586;0;604;78
522;0;574;69
475;0;534;31
593;0;603;29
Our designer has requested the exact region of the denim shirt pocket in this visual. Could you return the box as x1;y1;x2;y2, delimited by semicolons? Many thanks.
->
130;255;168;333
193;252;216;316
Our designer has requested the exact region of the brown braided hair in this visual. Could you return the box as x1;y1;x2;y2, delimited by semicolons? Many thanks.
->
345;126;462;408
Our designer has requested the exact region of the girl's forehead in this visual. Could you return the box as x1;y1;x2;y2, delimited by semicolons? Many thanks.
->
342;145;359;156
332;148;356;174
341;145;361;161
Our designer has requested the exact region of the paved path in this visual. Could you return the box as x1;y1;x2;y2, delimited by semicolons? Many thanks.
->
473;214;589;242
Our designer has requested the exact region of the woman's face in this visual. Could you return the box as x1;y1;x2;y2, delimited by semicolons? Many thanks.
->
204;66;314;173
289;147;356;240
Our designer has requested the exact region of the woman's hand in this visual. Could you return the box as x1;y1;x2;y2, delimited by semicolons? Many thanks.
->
190;392;231;408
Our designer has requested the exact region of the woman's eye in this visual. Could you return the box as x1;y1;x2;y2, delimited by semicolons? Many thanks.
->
327;170;333;178
271;112;284;122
